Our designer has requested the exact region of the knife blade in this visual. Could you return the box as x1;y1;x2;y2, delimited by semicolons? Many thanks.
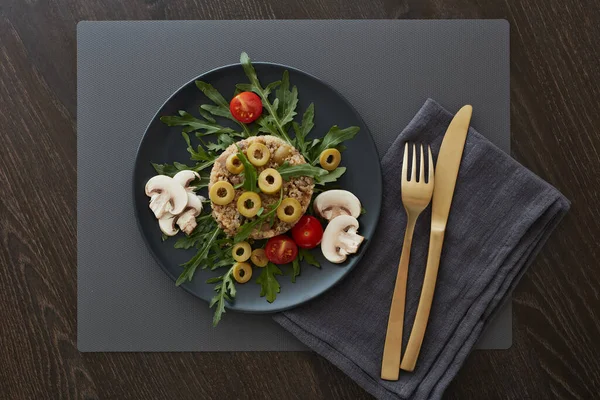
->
431;104;472;230
400;105;472;371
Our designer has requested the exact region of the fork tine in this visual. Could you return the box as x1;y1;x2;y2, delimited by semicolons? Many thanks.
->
428;145;434;183
411;143;417;181
419;144;424;183
402;142;408;182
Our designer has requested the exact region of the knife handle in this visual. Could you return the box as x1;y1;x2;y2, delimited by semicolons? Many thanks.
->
401;229;445;371
381;213;417;381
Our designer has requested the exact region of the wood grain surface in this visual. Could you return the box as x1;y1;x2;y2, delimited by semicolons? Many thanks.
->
1;0;599;398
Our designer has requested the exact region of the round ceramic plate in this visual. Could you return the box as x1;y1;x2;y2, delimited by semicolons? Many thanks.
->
133;62;382;313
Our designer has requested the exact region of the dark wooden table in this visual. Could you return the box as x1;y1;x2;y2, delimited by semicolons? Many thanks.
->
1;0;599;398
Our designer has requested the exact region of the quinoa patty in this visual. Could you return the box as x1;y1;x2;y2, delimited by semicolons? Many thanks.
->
209;135;314;239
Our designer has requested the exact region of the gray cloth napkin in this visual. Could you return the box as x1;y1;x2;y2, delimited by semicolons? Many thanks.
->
273;99;570;400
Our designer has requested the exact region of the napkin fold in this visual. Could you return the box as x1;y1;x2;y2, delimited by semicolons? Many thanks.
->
273;99;570;400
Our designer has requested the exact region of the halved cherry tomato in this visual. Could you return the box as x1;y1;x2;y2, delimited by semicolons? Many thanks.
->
265;235;298;265
229;91;263;123
291;215;324;249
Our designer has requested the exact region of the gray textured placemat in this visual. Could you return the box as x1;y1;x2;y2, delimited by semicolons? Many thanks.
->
77;20;510;351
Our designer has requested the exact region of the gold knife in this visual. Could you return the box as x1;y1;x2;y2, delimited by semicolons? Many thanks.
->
400;105;473;372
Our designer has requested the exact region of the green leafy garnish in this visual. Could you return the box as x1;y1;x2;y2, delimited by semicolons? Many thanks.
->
152;161;205;177
236;148;259;193
274;71;298;130
256;262;283;302
182;132;214;163
208;266;237;326
195;80;252;137
291;258;301;283
176;229;221;286
310;126;360;164
161;110;235;136
292;103;315;156
173;215;215;249
299;249;321;268
276;161;329;181
175;216;232;286
190;175;211;190
198;107;216;123
316;167;346;185
234;189;284;243
151;162;211;188
290;249;321;283
238;52;293;144
206;133;235;152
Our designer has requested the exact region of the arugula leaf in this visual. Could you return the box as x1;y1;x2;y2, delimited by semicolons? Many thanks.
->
265;80;282;97
176;227;223;286
198;108;216;123
161;110;235;136
292;103;315;156
210;257;236;270
173;215;215;249
206;134;235;152
200;104;230;119
299;249;321;268
190;175;211;190
276;162;329;181
196;80;252;137
310;125;360;163
291;258;301;283
195;81;229;107
234;189;283;243
289;249;320;283
239;52;294;144
315;167;346;185
152;162;190;177
182;132;213;162
256;262;283;303
361;207;367;215
256;115;279;136
208;265;237;326
236;149;259;193
275;70;298;129
152;161;212;177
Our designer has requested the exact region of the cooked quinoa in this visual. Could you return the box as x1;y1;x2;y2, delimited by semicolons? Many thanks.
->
209;135;314;239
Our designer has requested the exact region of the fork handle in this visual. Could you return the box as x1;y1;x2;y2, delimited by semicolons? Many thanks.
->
380;213;417;381
400;229;445;372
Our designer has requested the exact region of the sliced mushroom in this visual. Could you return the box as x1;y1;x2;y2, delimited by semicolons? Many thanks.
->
145;175;188;219
176;192;205;235
313;190;361;221
173;170;200;191
158;213;179;236
321;215;364;264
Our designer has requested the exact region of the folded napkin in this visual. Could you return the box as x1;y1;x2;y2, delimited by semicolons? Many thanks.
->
273;99;570;400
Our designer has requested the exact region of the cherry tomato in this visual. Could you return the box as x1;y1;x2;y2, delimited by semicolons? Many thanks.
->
265;235;298;265
291;215;324;249
229;91;263;123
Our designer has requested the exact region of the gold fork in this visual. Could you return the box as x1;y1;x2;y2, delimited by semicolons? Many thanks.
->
381;143;434;381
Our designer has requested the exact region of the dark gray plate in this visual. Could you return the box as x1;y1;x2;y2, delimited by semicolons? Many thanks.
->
133;62;382;313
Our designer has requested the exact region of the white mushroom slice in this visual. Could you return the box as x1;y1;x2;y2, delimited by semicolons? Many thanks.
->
173;170;200;191
176;192;205;235
321;215;364;264
145;175;188;219
313;190;362;221
158;213;179;236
